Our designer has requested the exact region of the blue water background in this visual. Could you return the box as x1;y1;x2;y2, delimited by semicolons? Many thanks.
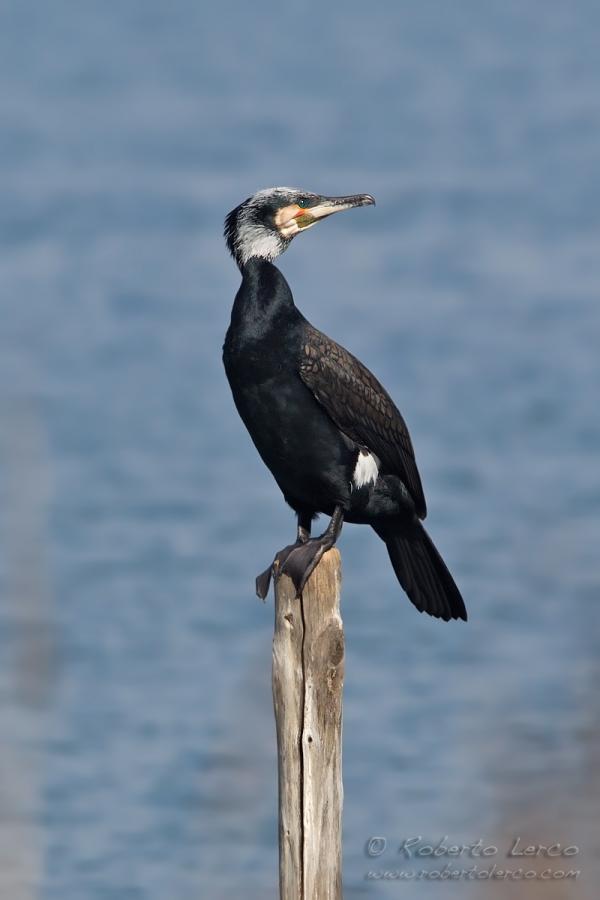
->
1;1;599;897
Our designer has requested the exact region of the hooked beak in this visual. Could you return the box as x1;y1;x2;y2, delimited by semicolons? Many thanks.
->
303;193;376;224
276;193;376;237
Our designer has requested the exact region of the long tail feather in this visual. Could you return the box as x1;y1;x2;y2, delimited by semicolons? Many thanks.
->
374;521;467;622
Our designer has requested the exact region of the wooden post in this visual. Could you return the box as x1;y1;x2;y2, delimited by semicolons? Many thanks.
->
272;549;345;900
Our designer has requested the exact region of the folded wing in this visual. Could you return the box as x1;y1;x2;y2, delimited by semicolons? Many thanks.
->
299;324;427;519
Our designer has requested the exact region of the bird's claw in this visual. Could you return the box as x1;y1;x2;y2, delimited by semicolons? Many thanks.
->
255;540;307;601
280;540;328;598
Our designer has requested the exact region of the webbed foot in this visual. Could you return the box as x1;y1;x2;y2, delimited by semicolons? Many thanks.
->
255;539;307;601
280;537;333;597
255;507;343;600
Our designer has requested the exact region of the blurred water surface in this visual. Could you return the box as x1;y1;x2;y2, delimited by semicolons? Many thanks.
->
0;1;599;898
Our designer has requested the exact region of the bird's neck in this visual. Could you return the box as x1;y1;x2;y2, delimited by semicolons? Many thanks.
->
229;258;297;340
232;225;286;269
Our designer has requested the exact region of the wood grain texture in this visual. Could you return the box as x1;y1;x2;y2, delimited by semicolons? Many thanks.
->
272;549;344;900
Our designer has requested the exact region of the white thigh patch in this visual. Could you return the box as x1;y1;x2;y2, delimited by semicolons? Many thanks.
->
352;449;379;489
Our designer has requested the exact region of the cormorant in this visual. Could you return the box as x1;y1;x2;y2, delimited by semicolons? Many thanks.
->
223;188;467;622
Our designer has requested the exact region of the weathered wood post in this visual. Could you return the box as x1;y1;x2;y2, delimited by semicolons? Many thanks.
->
272;549;345;900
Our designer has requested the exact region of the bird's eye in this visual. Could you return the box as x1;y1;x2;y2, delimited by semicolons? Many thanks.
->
297;198;311;209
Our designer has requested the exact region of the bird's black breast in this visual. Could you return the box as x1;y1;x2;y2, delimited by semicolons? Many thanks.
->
223;260;355;511
222;260;302;387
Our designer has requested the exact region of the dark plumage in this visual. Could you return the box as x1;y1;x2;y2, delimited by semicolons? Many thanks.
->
223;187;467;622
298;324;427;518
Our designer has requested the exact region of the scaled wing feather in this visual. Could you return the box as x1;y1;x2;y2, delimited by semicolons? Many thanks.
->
299;325;427;518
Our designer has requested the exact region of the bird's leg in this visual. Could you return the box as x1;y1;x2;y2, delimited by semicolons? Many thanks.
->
281;505;344;598
255;512;312;601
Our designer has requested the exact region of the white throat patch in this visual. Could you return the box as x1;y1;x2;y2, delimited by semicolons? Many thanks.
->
235;218;285;266
352;449;379;489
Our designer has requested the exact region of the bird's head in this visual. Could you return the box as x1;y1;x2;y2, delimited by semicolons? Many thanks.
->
224;187;375;270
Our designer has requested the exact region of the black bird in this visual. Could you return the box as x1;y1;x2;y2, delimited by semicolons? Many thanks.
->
223;188;467;622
